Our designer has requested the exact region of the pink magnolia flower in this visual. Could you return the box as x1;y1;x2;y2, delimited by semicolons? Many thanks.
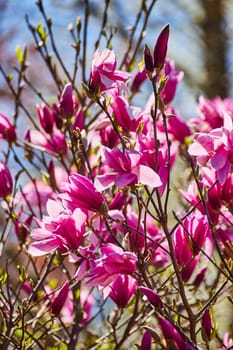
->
0;112;16;142
108;95;141;132
191;96;233;131
160;60;184;105
14;214;33;243
28;199;87;256
141;331;152;350
201;309;212;341
80;289;94;325
85;243;138;287
173;215;210;281
51;281;69;316
156;107;190;143
180;167;222;224
131;68;147;93
153;24;170;71
94;147;162;191
219;333;233;350
18;180;54;216
189;114;233;184
25;128;67;155
0;162;13;198
140;286;162;308
159;317;196;350
89;48;131;92
107;274;137;308
36;103;54;134
61;173;105;212
60;83;74;117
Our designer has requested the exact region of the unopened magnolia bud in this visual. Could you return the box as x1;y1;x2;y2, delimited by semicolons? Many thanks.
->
140;286;162;308
60;83;74;117
201;309;212;342
0;162;13;198
144;44;154;76
154;24;170;71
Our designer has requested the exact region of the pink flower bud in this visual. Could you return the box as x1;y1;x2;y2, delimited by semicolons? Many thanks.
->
109;275;137;308
141;331;152;350
36;104;54;134
153;24;170;71
51;281;69;316
0;112;16;142
52;103;63;129
201;309;212;341
60;83;74;117
140;286;162;308
15;215;33;243
131;69;147;93
144;44;154;75
193;267;207;288
0;162;13;198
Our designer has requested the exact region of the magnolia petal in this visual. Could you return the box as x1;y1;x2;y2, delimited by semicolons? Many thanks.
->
217;161;231;185
210;147;228;170
28;238;59;256
94;173;116;191
115;172;136;188
188;142;209;156
138;165;162;187
108;209;125;221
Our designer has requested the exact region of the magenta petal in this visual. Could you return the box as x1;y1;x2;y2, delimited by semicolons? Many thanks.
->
210;148;228;170
51;281;69;316
94;173;116;191
108;209;125;221
115;173;136;188
138;165;162;187
31;228;53;240
140;286;162;308
217;161;230;185
28;238;59;256
188;142;209;157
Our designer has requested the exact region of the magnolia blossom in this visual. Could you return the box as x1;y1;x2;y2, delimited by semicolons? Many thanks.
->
51;281;70;316
0;112;16;142
140;286;162;308
28;200;87;256
190;96;233;131
173;215;210;281
189;113;233;184
159;318;196;350
25;128;67;155
160;60;184;105
108;94;141;132
0;162;13;198
89;48;131;92
180;167;222;224
36;103;55;134
153;24;169;70
85;243;138;287
107;274;137;308
60;83;74;117
94;147;162;191
61;173;105;212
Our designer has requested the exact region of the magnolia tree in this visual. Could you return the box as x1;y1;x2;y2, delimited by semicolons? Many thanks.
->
0;1;232;349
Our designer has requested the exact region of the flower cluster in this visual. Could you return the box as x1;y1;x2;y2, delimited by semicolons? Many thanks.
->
0;18;232;350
